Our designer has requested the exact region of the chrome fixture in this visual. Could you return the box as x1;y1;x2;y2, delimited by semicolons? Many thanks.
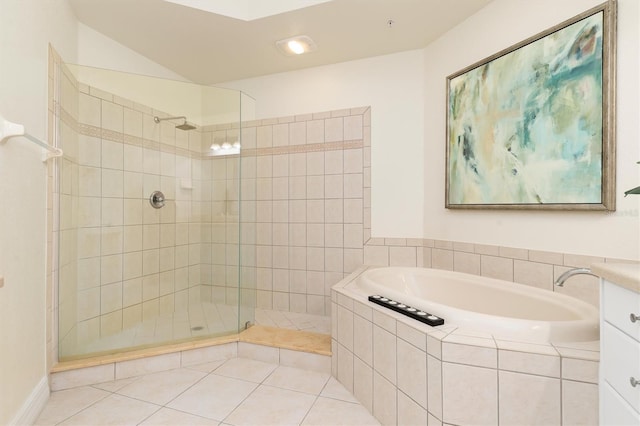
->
631;313;640;323
631;377;639;388
554;267;598;287
153;115;196;131
149;190;165;209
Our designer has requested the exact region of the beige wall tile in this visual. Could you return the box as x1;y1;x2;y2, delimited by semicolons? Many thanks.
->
453;251;480;275
397;339;427;408
353;356;373;413
442;363;497;425
481;255;513;281
398;390;428;425
373;372;397;426
373;325;397;384
561;380;598;425
427;355;442;420
514;260;554;291
389;246;417;267
431;249;453;271
499;371;560;425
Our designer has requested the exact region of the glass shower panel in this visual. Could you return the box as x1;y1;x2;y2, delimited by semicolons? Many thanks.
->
56;64;253;360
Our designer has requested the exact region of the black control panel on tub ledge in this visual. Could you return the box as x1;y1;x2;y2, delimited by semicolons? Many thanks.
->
368;295;444;327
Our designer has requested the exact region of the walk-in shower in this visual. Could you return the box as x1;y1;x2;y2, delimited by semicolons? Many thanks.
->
54;64;256;360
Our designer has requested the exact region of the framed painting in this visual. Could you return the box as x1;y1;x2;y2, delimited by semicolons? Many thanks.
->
446;1;616;210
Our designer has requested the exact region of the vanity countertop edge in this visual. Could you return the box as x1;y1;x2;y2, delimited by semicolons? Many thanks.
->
591;262;640;294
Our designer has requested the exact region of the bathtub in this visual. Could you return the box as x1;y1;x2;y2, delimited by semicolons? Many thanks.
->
346;266;599;343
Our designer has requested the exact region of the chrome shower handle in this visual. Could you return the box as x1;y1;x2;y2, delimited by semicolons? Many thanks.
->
631;313;640;323
631;377;639;388
150;191;165;209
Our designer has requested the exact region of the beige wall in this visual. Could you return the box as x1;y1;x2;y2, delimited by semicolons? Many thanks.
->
0;1;78;424
220;50;426;240
423;0;640;260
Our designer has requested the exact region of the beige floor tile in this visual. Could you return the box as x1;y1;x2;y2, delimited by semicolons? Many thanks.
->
91;376;140;393
302;397;380;425
320;377;359;403
224;385;317;426
34;386;111;426
59;393;160;425
116;368;206;405
184;359;226;373
263;365;330;395
139;407;219;425
213;357;277;383
167;374;258;421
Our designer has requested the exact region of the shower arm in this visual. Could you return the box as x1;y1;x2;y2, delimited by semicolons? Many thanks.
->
153;116;186;123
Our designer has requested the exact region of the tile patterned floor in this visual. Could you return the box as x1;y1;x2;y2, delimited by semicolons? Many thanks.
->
36;357;379;425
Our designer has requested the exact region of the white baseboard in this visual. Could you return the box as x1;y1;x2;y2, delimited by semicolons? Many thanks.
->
10;376;49;425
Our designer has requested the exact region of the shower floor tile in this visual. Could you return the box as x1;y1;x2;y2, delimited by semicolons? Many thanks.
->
36;358;380;426
59;304;330;360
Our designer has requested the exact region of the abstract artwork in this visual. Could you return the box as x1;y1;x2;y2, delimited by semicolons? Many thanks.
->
446;1;616;210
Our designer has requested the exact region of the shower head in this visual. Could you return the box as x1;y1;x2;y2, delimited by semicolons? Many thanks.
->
153;115;196;131
176;121;197;131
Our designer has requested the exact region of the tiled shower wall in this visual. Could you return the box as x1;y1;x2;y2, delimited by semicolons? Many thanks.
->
51;54;246;359
233;108;371;316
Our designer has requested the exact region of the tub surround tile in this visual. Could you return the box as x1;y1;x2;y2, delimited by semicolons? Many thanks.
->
373;371;397;426
397;321;427;351
398;390;429;426
337;343;354;392
442;362;498;425
353;314;373;366
552;346;600;361
561;357;599;383
498;349;561;378
441;340;497;369
427;354;443;420
428;413;443;426
332;266;600;426
373;325;397;384
353;356;374;412
396;338;427;408
498;371;561;425
562;380;599;425
372;309;396;334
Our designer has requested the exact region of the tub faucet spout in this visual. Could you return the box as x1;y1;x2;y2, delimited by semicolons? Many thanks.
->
555;268;598;287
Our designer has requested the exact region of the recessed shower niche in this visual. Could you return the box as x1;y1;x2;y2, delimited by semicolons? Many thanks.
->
54;63;256;360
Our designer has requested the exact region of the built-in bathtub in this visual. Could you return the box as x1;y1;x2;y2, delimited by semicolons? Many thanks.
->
351;266;599;343
331;266;600;425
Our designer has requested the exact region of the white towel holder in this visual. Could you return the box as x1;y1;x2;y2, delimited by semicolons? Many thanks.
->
0;115;63;162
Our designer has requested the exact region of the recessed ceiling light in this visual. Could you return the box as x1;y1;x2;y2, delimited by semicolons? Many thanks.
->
276;35;317;56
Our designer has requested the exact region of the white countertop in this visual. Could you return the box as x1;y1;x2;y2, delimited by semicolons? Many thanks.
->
591;262;640;294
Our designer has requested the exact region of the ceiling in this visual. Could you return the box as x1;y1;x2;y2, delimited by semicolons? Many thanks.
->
69;0;492;85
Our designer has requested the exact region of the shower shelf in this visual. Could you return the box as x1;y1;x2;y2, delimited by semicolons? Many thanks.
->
0;115;63;162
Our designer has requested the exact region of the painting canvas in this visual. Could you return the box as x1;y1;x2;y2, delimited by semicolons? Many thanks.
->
446;3;615;210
